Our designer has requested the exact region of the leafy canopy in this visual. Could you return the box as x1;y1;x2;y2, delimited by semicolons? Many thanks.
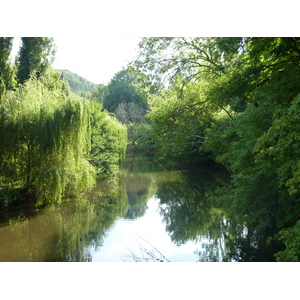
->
0;67;127;207
134;37;300;261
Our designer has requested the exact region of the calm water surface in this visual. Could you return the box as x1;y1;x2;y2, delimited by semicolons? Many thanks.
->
0;155;268;262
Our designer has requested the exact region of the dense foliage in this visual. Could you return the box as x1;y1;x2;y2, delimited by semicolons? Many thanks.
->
94;69;149;151
0;37;16;97
89;100;127;177
0;37;127;209
102;69;148;113
0;70;94;205
16;37;56;84
133;37;300;261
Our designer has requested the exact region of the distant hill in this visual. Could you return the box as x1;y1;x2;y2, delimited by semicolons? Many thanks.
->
57;69;97;99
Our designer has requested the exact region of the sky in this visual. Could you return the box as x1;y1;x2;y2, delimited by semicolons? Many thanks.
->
11;36;142;85
52;36;141;84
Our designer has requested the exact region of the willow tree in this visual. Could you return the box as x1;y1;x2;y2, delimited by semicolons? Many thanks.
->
0;69;95;206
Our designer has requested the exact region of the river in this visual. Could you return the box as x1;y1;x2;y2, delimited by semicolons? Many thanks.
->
0;154;279;262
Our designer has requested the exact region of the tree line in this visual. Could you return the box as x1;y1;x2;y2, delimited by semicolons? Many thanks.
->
0;37;127;208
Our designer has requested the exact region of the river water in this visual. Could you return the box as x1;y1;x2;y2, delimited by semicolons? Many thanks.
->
0;155;278;262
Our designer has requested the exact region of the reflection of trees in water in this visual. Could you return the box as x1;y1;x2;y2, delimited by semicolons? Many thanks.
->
0;156;284;261
155;163;281;261
54;177;129;261
120;154;153;174
225;225;284;262
121;174;152;220
194;219;284;262
156;165;228;243
196;236;230;262
124;191;148;219
0;177;128;262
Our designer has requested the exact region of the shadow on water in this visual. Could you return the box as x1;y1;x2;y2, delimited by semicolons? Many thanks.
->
0;154;284;261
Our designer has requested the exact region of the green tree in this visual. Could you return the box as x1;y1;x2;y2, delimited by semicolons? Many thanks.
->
134;37;246;162
135;37;246;87
103;69;147;113
16;37;56;84
275;220;300;262
102;69;149;152
91;83;109;103
88;100;127;177
146;77;215;162
0;37;16;97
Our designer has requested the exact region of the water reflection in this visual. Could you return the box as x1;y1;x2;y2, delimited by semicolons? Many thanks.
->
0;155;281;261
0;177;128;261
154;164;234;262
121;174;152;220
121;236;171;262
